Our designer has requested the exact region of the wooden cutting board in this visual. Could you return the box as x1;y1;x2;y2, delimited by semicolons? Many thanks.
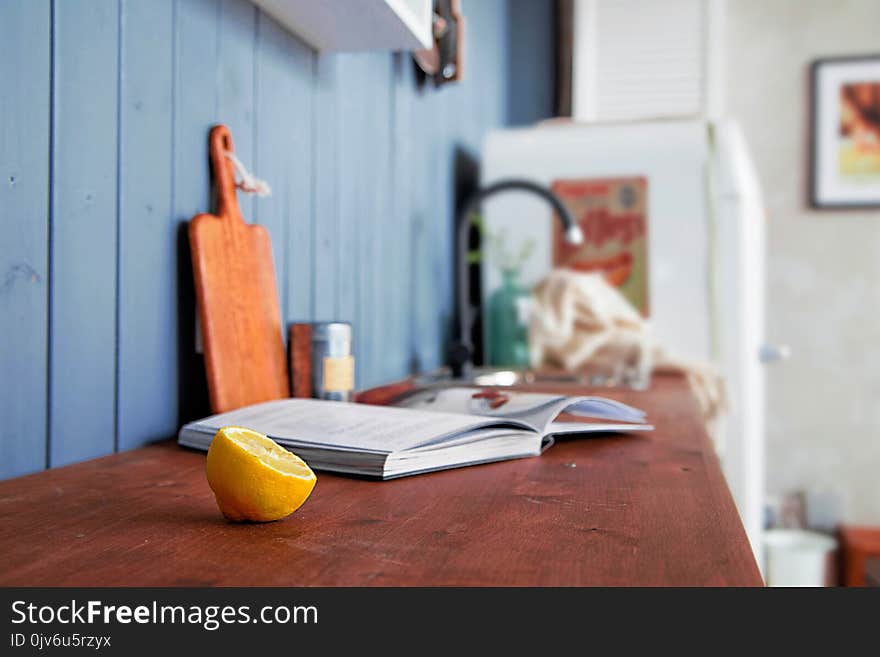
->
189;125;289;413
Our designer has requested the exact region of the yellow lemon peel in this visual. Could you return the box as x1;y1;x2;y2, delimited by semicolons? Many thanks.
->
206;426;316;522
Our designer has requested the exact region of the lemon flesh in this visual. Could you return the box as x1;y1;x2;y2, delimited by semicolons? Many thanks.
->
206;426;317;522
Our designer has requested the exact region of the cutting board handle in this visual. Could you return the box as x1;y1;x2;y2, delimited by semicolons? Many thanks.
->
209;124;242;221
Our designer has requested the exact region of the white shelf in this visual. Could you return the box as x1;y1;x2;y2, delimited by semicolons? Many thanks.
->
253;0;433;52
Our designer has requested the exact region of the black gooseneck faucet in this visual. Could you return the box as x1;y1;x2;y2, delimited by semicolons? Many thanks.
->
449;178;584;379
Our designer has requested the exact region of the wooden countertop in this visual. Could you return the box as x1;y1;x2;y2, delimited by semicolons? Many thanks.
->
0;373;762;586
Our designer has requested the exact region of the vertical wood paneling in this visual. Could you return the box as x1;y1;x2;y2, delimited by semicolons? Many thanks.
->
336;54;363;383
0;0;545;479
173;0;219;428
365;54;394;386
408;79;441;372
283;25;315;323
218;0;257;223
252;9;314;328
468;0;509;131
352;54;377;388
507;0;555;126
433;85;454;368
312;54;339;321
116;0;176;452
254;11;295;321
390;54;415;378
0;0;51;478
174;0;219;222
49;0;119;466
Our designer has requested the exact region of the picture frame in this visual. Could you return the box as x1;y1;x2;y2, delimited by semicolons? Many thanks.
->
810;55;880;209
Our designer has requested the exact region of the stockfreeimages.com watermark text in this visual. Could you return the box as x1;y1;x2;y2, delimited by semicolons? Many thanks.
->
10;599;317;632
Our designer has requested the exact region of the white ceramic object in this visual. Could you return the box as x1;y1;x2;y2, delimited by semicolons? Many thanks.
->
763;529;837;587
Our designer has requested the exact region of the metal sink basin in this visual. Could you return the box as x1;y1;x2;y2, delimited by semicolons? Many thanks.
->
414;367;583;387
413;367;648;390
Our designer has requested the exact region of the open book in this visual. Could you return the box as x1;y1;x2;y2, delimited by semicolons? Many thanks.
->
178;388;652;479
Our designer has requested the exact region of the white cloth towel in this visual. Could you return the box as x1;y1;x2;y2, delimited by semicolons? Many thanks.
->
529;269;727;432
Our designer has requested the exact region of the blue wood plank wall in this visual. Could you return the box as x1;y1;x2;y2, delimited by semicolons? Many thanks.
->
1;1;51;477
0;0;553;479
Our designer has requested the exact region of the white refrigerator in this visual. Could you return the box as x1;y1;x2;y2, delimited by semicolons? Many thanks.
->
481;119;768;559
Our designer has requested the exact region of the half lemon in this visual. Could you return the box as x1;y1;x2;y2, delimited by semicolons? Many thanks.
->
206;426;317;522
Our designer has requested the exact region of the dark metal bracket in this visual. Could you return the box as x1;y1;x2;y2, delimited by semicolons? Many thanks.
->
413;0;465;85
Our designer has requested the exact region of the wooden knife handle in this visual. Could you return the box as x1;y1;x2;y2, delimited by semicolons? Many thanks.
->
354;378;416;406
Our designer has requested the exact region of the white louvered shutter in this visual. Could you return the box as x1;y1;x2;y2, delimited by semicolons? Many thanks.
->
572;0;723;121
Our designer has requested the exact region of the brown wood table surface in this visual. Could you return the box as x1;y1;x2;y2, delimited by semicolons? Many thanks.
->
0;373;762;586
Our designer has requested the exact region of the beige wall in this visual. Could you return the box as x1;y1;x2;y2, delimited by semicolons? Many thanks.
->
725;0;880;523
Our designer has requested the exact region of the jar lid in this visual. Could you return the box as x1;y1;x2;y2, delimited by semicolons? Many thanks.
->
311;321;352;342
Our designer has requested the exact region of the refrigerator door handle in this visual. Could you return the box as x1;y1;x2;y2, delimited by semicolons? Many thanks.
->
759;343;791;363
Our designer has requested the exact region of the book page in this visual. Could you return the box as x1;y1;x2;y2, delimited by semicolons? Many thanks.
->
393;387;647;435
394;387;564;425
184;398;533;454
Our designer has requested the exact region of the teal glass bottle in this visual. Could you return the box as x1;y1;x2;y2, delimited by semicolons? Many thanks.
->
487;269;531;368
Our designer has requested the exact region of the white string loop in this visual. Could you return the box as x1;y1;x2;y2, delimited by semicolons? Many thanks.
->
224;151;272;197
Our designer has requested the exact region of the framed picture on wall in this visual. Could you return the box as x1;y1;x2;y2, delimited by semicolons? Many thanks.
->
811;55;880;208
